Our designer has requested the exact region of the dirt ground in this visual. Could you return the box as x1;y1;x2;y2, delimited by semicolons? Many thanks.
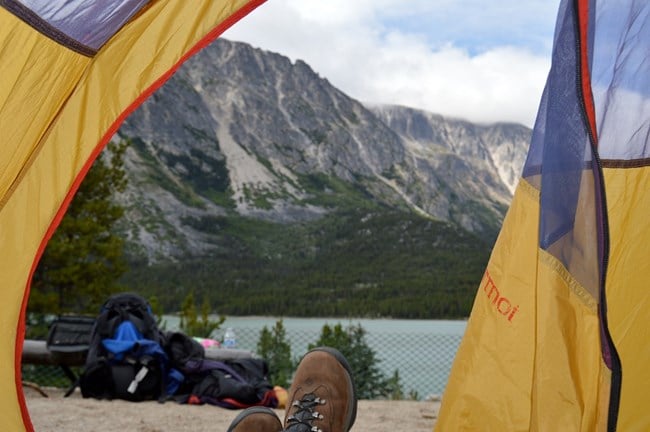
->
24;387;439;432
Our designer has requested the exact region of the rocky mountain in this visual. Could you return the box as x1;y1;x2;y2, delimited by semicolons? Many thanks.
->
114;38;531;264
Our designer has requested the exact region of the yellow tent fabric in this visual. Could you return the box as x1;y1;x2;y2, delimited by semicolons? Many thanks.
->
436;180;609;431
436;0;650;430
602;166;650;431
0;1;264;430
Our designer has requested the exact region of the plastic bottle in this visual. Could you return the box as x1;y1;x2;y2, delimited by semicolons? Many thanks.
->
223;327;237;349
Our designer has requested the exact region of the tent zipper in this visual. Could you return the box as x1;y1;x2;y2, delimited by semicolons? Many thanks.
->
571;1;621;431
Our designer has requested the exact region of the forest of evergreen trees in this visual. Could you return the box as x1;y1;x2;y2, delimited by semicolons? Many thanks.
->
28;139;493;323
123;208;491;319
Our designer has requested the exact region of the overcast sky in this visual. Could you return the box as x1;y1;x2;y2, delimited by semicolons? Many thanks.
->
223;0;560;127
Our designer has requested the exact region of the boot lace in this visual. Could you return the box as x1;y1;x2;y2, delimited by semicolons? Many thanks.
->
285;393;326;432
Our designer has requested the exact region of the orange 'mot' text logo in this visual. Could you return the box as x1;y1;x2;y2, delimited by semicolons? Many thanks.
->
482;270;519;322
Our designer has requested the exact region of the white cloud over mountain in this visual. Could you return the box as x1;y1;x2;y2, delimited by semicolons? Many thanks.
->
223;0;558;127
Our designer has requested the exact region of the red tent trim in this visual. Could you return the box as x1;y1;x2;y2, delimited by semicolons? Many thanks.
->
15;1;267;430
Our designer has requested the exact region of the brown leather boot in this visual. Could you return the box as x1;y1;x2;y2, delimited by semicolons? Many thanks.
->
227;406;282;432
283;347;357;432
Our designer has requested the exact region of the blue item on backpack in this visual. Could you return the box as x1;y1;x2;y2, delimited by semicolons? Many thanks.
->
79;293;183;401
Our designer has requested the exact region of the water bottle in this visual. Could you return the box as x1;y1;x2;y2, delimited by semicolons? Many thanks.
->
223;327;237;349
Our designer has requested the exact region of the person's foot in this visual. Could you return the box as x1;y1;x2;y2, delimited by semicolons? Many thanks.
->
227;406;282;432
283;347;357;432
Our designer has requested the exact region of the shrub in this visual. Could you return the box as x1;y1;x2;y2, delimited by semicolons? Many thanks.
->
309;322;403;399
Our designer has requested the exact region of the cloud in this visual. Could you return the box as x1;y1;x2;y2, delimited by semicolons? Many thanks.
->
223;0;556;127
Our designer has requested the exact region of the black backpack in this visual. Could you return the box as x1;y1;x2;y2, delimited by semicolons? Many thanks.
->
79;293;171;401
174;357;277;408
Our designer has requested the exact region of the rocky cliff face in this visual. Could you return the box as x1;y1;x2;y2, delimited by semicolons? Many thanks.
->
114;38;531;262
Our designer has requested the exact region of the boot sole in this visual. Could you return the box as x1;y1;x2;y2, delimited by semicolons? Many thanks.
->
307;346;358;431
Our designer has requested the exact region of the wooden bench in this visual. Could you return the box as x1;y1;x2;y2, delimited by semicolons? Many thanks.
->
22;339;254;396
22;339;87;367
203;347;253;360
22;339;87;397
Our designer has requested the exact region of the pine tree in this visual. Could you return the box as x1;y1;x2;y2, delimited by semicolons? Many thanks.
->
179;291;225;338
28;140;129;321
257;320;293;387
309;323;402;399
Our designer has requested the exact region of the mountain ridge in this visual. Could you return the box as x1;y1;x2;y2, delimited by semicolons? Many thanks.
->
115;38;530;263
112;38;530;318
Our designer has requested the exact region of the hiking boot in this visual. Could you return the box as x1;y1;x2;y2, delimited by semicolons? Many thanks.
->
283;347;357;432
227;406;282;432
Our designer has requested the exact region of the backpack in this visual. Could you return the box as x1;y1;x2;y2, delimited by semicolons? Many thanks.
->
79;293;177;401
164;331;205;371
175;357;278;409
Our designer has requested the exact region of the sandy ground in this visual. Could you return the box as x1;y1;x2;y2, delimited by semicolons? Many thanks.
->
25;387;439;432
